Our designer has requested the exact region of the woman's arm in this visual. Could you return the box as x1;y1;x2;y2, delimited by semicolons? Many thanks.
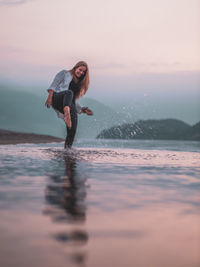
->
45;70;65;108
47;70;65;93
45;90;54;108
75;102;93;115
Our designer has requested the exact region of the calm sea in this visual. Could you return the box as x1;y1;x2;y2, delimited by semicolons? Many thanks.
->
0;139;200;267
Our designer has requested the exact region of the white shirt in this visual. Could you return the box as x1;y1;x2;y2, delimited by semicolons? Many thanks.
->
47;70;82;118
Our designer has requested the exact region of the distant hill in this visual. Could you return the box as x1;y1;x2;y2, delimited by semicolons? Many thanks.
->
0;84;129;139
0;84;65;138
182;121;200;140
96;119;200;141
1;83;199;141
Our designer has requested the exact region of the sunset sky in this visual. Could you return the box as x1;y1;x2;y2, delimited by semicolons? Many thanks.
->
0;0;199;123
0;0;199;76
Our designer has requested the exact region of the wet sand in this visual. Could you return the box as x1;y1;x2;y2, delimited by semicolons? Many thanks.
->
0;129;64;145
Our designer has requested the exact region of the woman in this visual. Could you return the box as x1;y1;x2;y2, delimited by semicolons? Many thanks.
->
45;61;93;148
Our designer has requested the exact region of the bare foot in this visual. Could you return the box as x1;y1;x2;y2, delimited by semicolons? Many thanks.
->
64;106;72;128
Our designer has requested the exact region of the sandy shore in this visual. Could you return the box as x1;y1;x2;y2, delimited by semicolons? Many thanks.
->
0;129;64;145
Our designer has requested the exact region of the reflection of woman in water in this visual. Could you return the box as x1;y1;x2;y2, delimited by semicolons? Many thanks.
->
44;155;88;265
44;156;87;222
45;61;93;148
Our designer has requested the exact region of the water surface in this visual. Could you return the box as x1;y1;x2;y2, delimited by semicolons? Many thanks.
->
0;140;200;267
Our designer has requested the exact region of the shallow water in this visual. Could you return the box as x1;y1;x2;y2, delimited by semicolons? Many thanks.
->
0;140;200;267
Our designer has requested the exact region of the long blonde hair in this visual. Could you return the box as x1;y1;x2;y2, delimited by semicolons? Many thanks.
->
70;61;90;98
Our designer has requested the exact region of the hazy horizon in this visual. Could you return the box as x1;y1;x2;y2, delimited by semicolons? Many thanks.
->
0;81;199;128
1;69;199;125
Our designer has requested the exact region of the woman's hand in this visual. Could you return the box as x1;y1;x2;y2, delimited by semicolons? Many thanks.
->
45;90;53;108
81;107;93;116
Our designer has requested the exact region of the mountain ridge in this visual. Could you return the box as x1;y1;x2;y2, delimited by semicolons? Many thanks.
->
96;119;200;141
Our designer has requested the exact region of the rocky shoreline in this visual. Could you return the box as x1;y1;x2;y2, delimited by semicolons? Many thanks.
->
0;129;64;145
